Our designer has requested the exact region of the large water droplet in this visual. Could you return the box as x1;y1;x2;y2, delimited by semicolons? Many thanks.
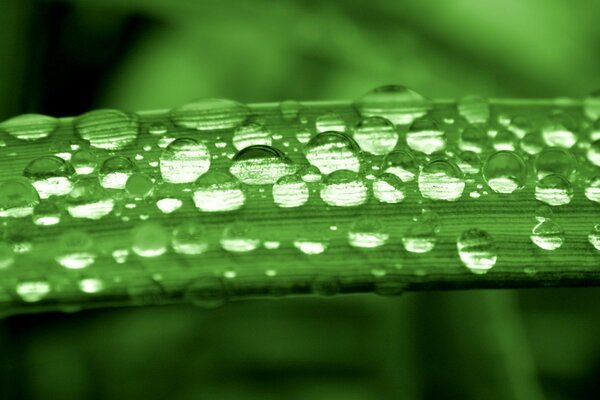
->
483;151;527;194
172;222;208;255
99;156;137;189
66;178;114;219
232;122;272;150
542;111;577;148
193;171;245;212
354;85;429;125
588;224;600;250
348;217;389;248
382;150;419;182
583;89;600;120
531;219;564;250
169;98;250;131
320;170;368;207
586;139;600;167
457;95;490;125
131;222;169;257
220;222;260;252
459;126;488;153
304;131;361;174
373;173;405;203
0;178;39;218
352;116;398;155
23;155;74;198
418;159;465;201
406;118;446;154
75;109;138;150
159;138;211;184
534;147;577;180
585;176;600;203
0;113;57;141
457;229;497;274
229;145;295;185
55;229;96;269
272;174;309;208
535;174;573;206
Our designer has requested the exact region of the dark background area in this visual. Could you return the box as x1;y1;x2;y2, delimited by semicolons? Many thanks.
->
1;0;600;398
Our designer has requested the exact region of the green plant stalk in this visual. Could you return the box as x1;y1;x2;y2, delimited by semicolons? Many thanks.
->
0;98;598;317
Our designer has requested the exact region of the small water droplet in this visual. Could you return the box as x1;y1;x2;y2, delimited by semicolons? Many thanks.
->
0;178;39;218
531;219;564;250
354;85;429;125
373;173;405;203
148;121;168;135
232;121;272;150
66;177;114;219
280;100;302;120
456;151;481;175
172;222;208;255
155;197;183;214
520;131;545;155
159;138;211;184
125;173;154;199
78;277;105;294
588;224;600;250
406;117;446;154
320;170;368;207
23;155;74;198
457;95;490;125
542;111;577;148
71;149;96;175
459;126;488;153
298;165;322;183
457;229;497;274
583;89;600;120
0;242;14;269
492;129;517;151
534;147;577;180
193;171;245;212
295;128;312;144
402;221;436;253
272;174;309;208
131;222;169;257
534;204;554;222
304;131;361;175
75;109;138;150
382;150;419;182
169;98;250;131
33;199;61;226
586;139;600;167
585;176;600;203
55;229;96;269
535;174;573;206
99;156;137;189
418;159;465;201
16;279;51;303
348;217;389;248
230;145;295;185
293;238;328;255
0;113;57;141
220;222;260;252
483;151;527;194
352;116;398;155
315;112;346;133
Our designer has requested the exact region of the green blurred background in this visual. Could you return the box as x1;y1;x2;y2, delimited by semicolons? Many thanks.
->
1;0;600;398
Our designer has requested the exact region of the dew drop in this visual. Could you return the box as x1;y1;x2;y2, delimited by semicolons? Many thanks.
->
170;98;250;131
220;223;260;252
233;122;271;150
352;116;398;155
148;122;168;135
0;178;39;218
402;221;436;253
55;229;96;269
193;171;245;212
159;138;211;184
456;151;481;175
66;177;114;219
520;131;545;155
406;117;446;154
585;177;600;203
457;229;497;274
586;139;600;167
33;199;61;226
280;100;302;120
457;95;490;125
583;89;600;120
315;112;346;133
382;150;419;182
172;222;208;255
184;277;227;308
295;128;312;144
299;165;322;183
483;151;527;194
0;243;14;269
272;174;309;208
75;109;138;150
71;149;97;175
418;159;465;201
373;173;405;204
588;224;600;250
459;126;488;153
131;222;169;257
0;113;57;141
230;145;295;185
492;129;517;151
125;172;154;199
534;204;554;222
304;131;361;174
348;217;389;248
155;198;182;214
79;278;105;294
320;170;368;207
16;280;51;303
354;85;429;125
531;219;564;250
535;174;573;206
23;155;74;198
542;111;577;148
534;147;577;180
99;156;137;189
293;238;328;255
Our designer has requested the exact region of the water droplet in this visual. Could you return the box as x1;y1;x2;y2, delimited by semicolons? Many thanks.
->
352;116;398;155
0;243;14;269
79;277;104;294
535;174;573;206
348;217;389;248
230;145;295;185
33;199;61;226
492;129;517;151
406;117;446;154
483;151;527;194
320;170;368;207
280;100;302;120
535;204;554;222
354;85;429;125
304;131;361;174
457;229;497;274
0;178;39;218
295;128;312;144
0;113;58;141
66;178;114;219
542;111;577;148
520;131;545;155
456;151;481;175
148;122;168;135
55;229;96;269
272;174;309;208
75;109;138;150
232;122;272;150
99;156;137;189
131;222;169;257
585;176;600;203
193;171;245;212
457;95;490;125
382;150;419;182
298;165;322;183
155;197;182;214
23;155;74;198
126;173;154;199
418;159;465;201
170;98;250;131
71;149;96;175
459;126;488;153
159;137;211;184
586;139;600;167
583;89;600;120
315;112;346;133
184;277;227;308
220;223;260;252
373;173;405;203
16;280;51;303
534;147;577;180
172;222;208;255
402;221;436;253
588;224;600;250
531;219;564;250
293;238;328;255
